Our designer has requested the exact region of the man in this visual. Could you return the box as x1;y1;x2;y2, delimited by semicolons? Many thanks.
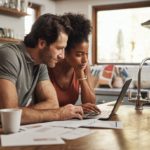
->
0;13;83;124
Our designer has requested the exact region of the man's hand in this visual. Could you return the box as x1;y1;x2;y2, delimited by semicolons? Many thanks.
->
59;104;83;120
81;103;101;114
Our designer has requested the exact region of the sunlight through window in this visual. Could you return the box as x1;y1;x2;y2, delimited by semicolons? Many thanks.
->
25;7;36;35
97;7;150;63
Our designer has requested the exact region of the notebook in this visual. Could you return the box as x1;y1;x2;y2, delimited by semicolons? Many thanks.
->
83;78;132;120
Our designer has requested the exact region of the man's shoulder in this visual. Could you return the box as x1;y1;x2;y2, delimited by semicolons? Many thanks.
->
0;42;20;51
0;43;22;57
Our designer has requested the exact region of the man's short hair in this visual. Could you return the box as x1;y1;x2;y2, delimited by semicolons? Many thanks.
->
24;13;72;48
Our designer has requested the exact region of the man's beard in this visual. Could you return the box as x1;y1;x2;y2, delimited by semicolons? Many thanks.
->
47;59;56;68
40;47;50;64
40;47;56;68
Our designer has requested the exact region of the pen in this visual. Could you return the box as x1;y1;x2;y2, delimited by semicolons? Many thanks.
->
115;122;117;128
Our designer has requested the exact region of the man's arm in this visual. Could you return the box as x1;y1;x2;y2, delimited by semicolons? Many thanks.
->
31;80;59;109
0;79;83;124
0;79;18;108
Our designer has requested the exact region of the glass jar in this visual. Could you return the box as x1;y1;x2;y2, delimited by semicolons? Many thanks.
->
3;0;9;8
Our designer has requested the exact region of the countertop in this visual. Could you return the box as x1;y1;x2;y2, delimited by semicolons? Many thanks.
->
94;87;150;96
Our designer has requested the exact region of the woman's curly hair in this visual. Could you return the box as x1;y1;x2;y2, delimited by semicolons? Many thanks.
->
62;13;92;53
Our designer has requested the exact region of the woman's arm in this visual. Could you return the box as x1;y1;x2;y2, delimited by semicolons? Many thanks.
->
75;64;100;113
79;64;96;104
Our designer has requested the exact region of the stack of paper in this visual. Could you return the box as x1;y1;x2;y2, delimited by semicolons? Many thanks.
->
1;126;95;146
0;119;123;147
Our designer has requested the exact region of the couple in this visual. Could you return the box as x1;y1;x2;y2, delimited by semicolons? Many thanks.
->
0;13;100;124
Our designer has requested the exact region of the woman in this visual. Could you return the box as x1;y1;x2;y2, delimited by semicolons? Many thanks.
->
48;13;100;113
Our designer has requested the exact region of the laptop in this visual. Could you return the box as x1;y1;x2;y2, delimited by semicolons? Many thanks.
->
83;78;132;120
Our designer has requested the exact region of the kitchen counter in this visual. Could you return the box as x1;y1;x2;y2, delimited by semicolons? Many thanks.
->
94;87;150;96
94;88;150;105
77;87;150;105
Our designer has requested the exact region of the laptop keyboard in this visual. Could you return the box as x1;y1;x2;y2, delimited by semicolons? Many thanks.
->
99;110;111;118
83;110;111;119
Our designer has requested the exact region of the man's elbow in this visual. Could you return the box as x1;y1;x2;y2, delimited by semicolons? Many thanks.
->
47;100;59;109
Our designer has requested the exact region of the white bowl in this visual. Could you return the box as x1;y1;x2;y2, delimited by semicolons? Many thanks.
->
134;80;150;89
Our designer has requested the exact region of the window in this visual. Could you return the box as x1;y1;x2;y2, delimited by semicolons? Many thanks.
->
25;3;41;35
92;1;150;64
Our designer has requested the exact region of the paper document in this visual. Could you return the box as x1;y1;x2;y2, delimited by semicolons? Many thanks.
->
1;126;95;146
82;120;123;129
33;126;95;140
61;128;95;140
21;122;52;131
34;126;73;137
23;126;95;140
45;119;97;128
41;119;123;129
1;126;71;147
1;131;65;147
1;117;123;147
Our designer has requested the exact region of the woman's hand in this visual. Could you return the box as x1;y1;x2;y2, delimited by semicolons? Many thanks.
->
81;103;101;114
74;64;88;80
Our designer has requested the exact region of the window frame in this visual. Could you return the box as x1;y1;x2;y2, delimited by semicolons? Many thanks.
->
92;1;150;65
25;2;41;35
28;2;41;19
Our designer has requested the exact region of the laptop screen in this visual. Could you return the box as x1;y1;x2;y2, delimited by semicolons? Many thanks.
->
110;79;132;115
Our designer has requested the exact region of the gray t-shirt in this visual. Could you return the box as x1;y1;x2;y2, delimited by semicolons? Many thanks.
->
0;42;49;106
